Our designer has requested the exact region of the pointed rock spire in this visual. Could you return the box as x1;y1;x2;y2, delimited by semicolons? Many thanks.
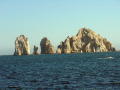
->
14;35;30;56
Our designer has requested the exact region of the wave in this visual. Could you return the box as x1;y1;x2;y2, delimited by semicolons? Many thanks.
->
98;56;114;60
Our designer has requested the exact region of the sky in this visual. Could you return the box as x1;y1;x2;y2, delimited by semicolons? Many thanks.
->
0;0;120;55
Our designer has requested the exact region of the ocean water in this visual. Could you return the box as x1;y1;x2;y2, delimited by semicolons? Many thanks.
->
0;52;120;90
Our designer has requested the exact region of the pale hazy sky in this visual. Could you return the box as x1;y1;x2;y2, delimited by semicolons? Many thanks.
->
0;0;120;55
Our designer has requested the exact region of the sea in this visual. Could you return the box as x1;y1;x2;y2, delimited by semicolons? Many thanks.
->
0;52;120;90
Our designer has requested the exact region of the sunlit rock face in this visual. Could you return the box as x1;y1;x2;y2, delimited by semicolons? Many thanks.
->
56;48;62;54
33;45;39;55
40;37;55;54
14;35;30;56
57;28;116;54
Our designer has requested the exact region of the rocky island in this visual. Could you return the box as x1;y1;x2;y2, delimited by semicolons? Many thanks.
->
14;35;30;56
56;28;115;54
40;37;55;54
14;28;116;56
33;45;39;55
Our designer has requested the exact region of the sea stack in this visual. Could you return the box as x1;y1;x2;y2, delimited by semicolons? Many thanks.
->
33;45;39;55
14;35;30;56
40;37;55;54
57;28;116;54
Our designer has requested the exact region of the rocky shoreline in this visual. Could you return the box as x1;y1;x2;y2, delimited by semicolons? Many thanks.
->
14;28;116;56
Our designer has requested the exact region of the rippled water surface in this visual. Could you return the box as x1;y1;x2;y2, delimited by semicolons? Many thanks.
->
0;52;120;90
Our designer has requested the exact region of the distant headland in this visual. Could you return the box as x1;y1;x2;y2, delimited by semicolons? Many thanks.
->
14;28;116;56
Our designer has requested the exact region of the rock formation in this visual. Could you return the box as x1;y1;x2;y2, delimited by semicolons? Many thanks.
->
14;35;30;56
40;37;55;54
33;45;39;55
57;28;116;54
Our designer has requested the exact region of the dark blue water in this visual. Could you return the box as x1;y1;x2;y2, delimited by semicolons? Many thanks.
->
0;52;120;90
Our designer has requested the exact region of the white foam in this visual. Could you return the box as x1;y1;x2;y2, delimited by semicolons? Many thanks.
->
98;56;114;60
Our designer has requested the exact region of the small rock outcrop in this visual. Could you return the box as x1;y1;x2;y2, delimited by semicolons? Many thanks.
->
40;37;55;54
57;28;116;54
33;45;39;55
14;35;30;56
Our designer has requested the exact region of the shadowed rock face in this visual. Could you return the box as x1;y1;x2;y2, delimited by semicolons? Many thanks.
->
33;45;39;55
14;35;30;56
40;37;55;54
57;28;116;54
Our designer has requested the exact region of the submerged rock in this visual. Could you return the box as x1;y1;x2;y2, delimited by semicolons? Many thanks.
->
33;45;39;55
14;35;30;56
40;37;55;54
57;28;116;54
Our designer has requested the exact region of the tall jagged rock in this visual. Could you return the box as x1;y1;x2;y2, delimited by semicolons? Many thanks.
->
56;37;71;54
14;35;30;56
40;37;55;54
33;45;39;55
57;28;116;54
